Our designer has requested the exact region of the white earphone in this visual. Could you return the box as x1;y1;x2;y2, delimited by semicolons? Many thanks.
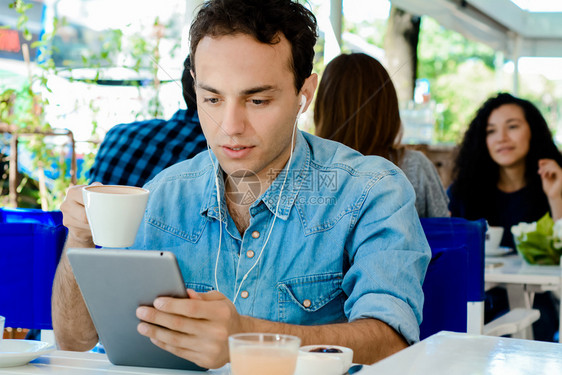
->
210;93;306;303
298;95;306;117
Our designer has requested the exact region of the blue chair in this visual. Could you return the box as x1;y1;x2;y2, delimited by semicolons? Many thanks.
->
419;217;539;340
0;207;67;331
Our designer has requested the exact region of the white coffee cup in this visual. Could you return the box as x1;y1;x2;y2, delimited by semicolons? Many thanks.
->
82;185;149;248
485;226;504;253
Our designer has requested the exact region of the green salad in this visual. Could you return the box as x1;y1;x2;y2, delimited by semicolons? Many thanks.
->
511;213;562;265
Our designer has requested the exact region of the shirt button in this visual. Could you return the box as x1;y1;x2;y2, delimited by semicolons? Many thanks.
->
251;231;260;239
303;299;312;308
246;250;255;258
241;290;249;299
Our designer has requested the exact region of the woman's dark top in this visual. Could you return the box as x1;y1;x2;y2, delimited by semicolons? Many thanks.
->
449;182;558;341
448;184;549;249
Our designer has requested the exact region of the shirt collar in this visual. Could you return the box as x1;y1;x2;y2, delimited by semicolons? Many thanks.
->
201;152;227;222
201;130;311;221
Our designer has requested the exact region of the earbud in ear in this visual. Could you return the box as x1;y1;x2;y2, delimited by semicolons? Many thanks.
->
295;95;306;123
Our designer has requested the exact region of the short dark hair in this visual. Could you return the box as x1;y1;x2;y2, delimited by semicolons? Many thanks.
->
181;55;197;110
189;0;318;92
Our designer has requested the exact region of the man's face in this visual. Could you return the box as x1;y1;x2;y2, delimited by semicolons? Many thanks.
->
193;33;315;181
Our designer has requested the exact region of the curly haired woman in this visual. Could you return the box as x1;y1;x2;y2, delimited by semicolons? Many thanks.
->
449;92;562;342
449;92;562;249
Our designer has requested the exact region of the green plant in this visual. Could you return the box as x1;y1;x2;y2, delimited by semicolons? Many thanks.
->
417;17;497;144
129;18;165;119
0;0;70;209
512;213;562;265
1;1;173;210
1;2;99;209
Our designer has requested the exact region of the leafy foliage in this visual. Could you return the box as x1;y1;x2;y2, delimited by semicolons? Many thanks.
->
417;17;497;143
2;1;174;209
512;213;562;265
1;1;82;210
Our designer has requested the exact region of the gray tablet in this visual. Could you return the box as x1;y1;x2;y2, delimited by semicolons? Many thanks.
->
67;248;206;371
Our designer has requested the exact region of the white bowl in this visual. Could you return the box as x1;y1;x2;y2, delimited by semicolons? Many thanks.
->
294;345;354;375
0;340;55;368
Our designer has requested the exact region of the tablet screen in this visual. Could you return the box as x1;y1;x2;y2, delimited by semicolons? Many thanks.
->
67;248;206;371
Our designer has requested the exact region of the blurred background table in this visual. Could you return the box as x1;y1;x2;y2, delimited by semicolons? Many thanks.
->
485;254;562;342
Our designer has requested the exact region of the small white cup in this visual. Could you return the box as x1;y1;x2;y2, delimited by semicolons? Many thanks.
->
82;185;149;248
295;345;354;375
0;316;5;343
485;226;504;253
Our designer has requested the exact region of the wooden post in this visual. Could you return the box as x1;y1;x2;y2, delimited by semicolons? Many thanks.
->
37;165;48;210
70;132;77;185
9;134;18;207
384;6;421;105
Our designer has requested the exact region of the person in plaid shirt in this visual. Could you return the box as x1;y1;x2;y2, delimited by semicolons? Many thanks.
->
87;56;207;187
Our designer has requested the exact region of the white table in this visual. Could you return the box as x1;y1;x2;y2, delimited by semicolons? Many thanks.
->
5;333;561;375
365;331;562;374
485;254;562;342
0;351;229;375
485;254;561;288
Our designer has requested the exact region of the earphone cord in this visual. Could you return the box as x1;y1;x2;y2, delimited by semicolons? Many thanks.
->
209;99;303;303
230;113;299;304
208;145;223;295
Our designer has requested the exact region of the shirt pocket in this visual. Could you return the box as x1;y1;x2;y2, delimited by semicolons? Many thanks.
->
277;272;347;325
145;212;207;244
185;282;214;294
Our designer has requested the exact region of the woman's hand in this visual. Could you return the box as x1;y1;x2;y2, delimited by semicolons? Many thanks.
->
538;159;562;220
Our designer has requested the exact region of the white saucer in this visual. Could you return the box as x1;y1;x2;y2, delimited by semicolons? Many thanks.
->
0;340;55;368
485;246;512;257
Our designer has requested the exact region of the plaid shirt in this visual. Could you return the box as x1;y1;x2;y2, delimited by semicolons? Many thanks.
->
88;109;207;187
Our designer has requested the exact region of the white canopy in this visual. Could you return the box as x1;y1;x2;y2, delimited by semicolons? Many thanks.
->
390;0;562;58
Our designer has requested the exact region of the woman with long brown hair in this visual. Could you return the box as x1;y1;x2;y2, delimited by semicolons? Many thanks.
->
315;53;448;217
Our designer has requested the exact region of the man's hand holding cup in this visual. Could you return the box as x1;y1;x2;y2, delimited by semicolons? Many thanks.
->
61;183;100;248
61;183;149;248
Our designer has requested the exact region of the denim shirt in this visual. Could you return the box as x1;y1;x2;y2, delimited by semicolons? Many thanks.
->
135;131;431;344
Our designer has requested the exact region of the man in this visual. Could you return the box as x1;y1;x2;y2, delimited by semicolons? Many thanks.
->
53;0;430;368
87;56;207;187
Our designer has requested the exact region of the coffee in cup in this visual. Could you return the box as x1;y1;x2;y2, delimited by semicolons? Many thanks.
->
82;185;149;248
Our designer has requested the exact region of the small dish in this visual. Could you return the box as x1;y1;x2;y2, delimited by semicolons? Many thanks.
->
485;246;512;257
0;340;55;368
295;345;354;375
